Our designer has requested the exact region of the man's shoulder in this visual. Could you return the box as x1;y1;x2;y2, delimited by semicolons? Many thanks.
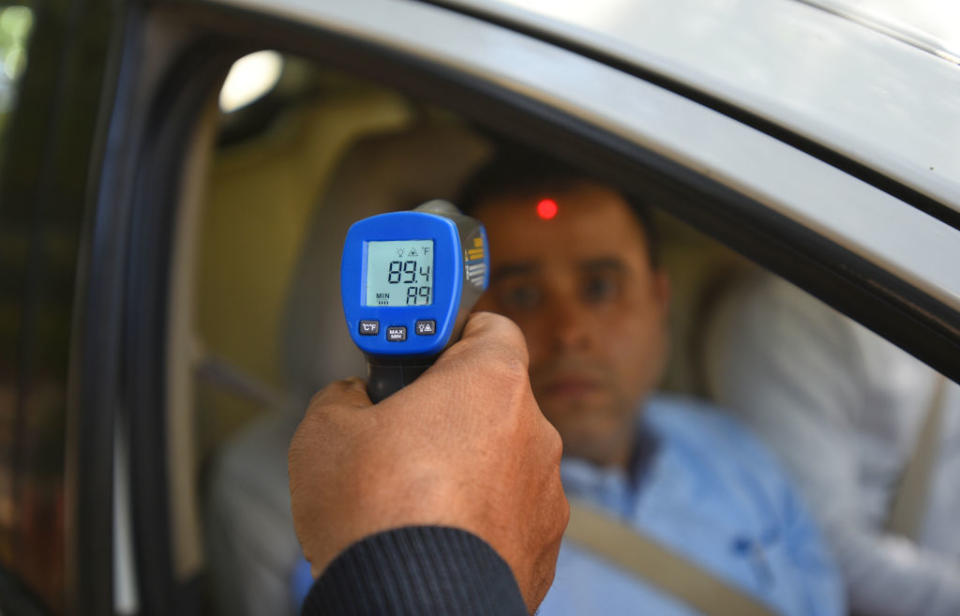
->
646;394;764;448
645;394;787;480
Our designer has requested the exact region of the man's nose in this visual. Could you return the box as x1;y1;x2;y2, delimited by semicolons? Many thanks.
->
543;299;592;353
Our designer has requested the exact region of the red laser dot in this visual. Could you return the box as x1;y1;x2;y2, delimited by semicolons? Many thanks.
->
537;198;558;220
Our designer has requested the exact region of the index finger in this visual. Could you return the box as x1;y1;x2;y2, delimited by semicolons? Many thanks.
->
306;377;372;416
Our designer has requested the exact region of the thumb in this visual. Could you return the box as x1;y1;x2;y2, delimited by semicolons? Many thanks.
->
439;311;529;369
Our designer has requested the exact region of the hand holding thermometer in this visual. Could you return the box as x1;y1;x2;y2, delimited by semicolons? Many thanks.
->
341;201;490;402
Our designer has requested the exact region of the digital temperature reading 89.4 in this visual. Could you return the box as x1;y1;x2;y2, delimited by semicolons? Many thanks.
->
364;240;434;306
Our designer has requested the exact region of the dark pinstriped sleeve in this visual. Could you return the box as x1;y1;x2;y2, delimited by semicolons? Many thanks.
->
301;526;528;615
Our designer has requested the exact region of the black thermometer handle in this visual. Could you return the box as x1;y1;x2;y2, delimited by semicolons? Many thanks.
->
366;357;434;403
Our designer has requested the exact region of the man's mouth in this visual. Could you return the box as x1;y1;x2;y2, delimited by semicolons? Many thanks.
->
538;374;604;398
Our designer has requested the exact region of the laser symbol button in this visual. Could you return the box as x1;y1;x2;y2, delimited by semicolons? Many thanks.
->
359;320;380;336
415;320;437;336
386;326;407;342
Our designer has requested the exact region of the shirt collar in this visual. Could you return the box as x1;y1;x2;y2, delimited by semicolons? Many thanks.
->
560;415;660;515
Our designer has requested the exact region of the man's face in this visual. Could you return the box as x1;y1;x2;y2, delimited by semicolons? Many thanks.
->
474;181;670;468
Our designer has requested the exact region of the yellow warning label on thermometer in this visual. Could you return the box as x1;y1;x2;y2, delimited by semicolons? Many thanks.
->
464;235;487;289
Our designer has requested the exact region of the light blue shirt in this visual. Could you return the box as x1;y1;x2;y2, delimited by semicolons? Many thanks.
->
539;395;844;616
291;394;844;615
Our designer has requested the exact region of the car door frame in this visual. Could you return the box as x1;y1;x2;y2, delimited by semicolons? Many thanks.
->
57;0;960;613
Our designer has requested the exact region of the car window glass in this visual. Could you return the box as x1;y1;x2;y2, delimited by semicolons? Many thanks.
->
175;51;959;616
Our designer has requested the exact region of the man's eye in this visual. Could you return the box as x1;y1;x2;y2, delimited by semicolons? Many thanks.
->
499;284;541;311
582;274;619;303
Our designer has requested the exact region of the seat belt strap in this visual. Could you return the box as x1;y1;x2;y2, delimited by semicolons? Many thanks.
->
565;499;778;616
886;374;949;540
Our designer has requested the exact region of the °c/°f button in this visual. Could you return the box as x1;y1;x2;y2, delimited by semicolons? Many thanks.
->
415;320;436;336
358;320;379;336
386;326;407;342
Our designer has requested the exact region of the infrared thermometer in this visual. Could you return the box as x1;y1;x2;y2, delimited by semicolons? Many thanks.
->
341;201;490;402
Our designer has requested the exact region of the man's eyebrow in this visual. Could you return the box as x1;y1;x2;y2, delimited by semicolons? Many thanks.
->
580;257;628;272
491;262;540;282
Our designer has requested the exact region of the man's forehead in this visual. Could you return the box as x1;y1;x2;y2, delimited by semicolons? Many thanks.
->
478;189;648;265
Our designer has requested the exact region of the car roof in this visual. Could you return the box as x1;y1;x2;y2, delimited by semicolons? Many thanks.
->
437;0;960;215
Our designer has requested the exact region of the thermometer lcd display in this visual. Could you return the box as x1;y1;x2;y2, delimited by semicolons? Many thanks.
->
364;240;434;306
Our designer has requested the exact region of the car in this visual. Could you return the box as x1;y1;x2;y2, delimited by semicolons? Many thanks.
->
1;0;958;614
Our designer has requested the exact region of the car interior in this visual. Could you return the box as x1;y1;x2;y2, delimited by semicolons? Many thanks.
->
166;52;814;614
139;45;960;615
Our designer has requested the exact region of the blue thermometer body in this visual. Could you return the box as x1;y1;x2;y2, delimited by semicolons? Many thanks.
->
341;201;489;402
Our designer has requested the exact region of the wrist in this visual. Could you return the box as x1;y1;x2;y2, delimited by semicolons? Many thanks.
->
304;526;529;615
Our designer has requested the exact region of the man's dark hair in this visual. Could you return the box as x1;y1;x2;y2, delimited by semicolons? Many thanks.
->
457;148;660;268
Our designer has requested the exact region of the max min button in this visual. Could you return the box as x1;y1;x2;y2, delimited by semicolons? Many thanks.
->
386;326;407;342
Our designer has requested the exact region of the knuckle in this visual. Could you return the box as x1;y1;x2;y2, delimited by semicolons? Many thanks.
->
307;378;369;414
496;354;529;383
307;388;327;408
464;312;529;362
557;494;571;533
497;315;527;347
547;424;564;463
308;380;345;409
481;354;529;398
491;317;529;366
